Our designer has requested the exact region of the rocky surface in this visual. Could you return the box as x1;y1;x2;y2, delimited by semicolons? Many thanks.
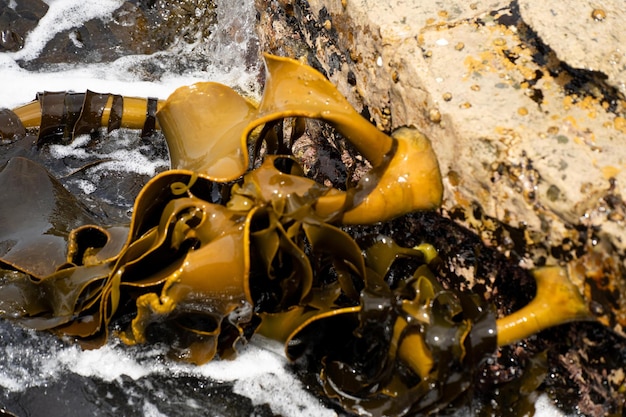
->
259;0;626;270
256;0;626;335
0;0;49;52
256;0;626;415
2;0;217;69
519;0;626;98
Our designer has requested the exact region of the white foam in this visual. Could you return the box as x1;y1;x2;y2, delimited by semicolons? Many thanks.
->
536;394;569;417
72;178;96;194
50;137;168;178
0;0;262;110
0;55;260;110
55;343;155;381
143;401;169;417
49;337;335;417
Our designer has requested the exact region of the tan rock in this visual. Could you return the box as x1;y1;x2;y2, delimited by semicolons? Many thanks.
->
519;0;626;97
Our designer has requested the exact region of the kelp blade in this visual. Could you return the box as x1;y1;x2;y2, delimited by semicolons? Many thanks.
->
157;83;257;182
0;157;98;278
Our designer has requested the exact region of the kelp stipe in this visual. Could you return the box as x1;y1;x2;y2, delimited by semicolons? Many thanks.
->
10;92;164;144
496;266;592;346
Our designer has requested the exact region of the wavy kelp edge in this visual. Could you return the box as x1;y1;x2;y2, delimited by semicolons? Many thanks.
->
0;54;600;415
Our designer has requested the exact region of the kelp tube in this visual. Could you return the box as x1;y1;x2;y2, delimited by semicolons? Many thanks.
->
0;55;595;416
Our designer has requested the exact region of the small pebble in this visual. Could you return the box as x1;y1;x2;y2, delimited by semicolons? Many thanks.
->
447;170;460;186
591;8;606;21
455;42;465;51
323;20;332;31
517;107;528;116
429;109;442;123
442;92;453;101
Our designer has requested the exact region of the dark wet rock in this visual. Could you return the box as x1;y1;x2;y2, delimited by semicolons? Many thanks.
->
17;0;218;70
0;0;49;52
543;322;626;416
0;320;277;417
2;372;276;417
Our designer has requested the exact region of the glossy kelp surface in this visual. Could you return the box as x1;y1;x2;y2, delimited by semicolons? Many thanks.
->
0;55;601;416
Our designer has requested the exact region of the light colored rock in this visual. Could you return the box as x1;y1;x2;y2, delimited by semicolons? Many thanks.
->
417;11;626;250
519;0;626;97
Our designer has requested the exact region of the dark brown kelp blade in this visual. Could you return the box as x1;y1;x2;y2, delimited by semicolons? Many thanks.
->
0;158;117;339
0;157;98;278
280;242;497;417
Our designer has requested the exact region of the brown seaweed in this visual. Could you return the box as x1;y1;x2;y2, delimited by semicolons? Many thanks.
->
0;54;603;416
0;157;99;277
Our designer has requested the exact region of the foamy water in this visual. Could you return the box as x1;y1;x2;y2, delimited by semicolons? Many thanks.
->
0;1;568;416
0;0;261;109
0;320;334;417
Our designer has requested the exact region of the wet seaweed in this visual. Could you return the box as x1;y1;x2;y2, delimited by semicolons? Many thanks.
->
0;55;608;416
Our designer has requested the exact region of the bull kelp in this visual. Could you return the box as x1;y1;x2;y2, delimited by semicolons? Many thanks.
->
0;54;607;416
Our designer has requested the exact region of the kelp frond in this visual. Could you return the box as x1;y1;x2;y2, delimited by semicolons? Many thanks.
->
0;54;600;416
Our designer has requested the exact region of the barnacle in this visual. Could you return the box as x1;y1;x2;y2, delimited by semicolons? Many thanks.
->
0;54;600;415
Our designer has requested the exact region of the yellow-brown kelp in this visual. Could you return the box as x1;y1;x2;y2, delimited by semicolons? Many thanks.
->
0;54;597;415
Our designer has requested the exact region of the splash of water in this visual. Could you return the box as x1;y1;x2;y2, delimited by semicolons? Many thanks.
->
0;0;262;109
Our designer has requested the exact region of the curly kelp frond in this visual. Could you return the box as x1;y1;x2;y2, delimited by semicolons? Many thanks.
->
158;54;443;220
99;169;263;363
281;238;497;417
0;53;607;415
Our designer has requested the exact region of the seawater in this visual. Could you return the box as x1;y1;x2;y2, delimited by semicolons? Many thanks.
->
0;320;334;416
0;0;262;109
